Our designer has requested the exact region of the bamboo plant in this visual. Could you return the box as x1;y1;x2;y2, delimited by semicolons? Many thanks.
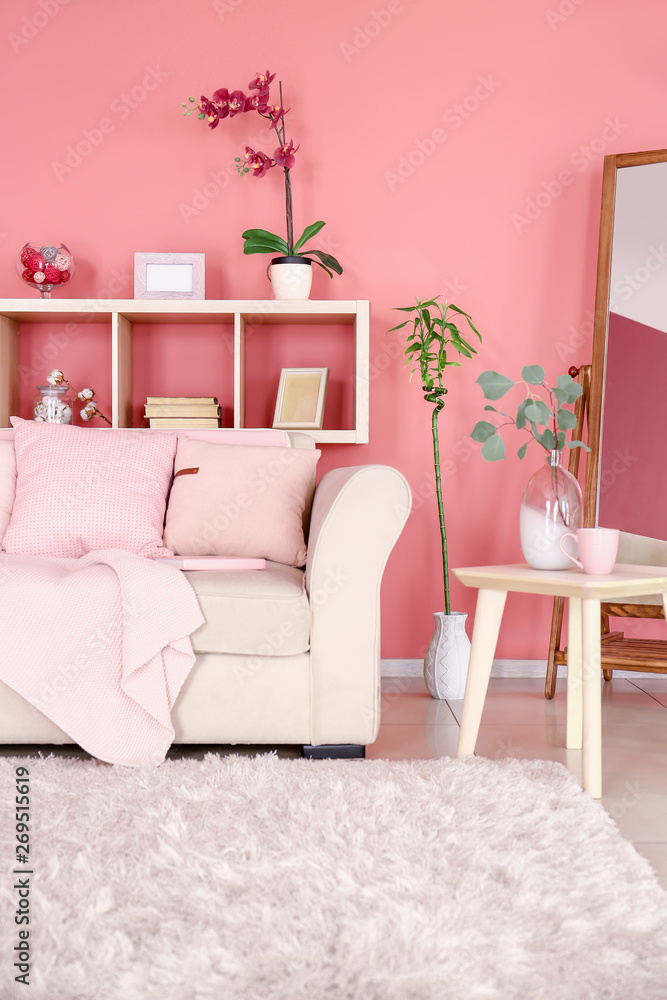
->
391;297;482;615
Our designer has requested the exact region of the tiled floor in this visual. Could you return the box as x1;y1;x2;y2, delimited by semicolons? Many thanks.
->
372;673;667;888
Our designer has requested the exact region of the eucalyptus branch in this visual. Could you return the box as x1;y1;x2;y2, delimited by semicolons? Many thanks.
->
471;365;590;462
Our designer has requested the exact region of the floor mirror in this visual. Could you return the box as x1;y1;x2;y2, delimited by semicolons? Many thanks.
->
546;147;667;698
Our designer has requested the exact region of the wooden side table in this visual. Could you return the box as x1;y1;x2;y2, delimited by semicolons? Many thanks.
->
452;564;667;797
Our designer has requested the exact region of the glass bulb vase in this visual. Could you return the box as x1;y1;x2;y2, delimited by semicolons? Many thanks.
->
17;242;75;298
519;450;583;569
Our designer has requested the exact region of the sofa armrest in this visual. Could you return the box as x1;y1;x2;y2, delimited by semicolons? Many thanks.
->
614;531;667;605
305;465;412;745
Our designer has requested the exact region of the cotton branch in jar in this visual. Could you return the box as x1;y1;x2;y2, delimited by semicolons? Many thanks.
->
45;369;111;425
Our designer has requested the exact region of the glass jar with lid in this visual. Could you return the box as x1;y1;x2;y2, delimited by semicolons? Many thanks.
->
32;385;73;424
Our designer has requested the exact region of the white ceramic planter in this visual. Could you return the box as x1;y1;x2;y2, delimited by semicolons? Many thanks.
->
268;256;313;300
423;611;471;700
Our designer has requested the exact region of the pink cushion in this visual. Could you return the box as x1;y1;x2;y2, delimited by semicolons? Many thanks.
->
3;419;177;559
0;439;16;544
163;438;320;566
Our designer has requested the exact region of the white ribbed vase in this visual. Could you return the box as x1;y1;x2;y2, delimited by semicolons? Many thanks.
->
424;612;471;700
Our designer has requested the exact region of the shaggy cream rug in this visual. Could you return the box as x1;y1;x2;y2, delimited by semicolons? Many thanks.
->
1;754;667;1000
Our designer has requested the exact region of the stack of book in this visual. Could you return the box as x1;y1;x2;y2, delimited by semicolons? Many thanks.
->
144;396;221;428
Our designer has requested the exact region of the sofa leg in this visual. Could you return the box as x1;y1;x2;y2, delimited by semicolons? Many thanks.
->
301;744;366;760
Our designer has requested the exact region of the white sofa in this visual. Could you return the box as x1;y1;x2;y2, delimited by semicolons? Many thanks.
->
0;429;412;758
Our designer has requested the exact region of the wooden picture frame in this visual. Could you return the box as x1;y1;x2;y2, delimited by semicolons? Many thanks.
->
273;367;329;430
134;252;205;300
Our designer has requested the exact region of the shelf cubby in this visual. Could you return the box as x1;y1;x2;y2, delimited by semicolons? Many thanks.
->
0;298;370;444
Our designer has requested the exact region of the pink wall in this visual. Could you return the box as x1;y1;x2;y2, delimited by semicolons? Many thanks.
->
1;0;666;659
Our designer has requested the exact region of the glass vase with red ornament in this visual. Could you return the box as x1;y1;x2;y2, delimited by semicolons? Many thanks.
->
16;243;75;298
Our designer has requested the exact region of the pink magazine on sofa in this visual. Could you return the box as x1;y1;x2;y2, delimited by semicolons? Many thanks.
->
160;556;266;570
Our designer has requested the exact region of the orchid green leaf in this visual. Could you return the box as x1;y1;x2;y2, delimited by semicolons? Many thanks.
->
293;220;326;253
301;250;343;274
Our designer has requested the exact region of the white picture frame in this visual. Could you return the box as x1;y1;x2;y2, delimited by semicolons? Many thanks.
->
134;252;205;300
273;367;329;430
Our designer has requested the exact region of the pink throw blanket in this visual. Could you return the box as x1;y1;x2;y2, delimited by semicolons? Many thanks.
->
0;550;205;766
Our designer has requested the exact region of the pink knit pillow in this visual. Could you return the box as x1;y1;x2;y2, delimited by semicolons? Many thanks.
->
163;438;320;566
3;419;177;558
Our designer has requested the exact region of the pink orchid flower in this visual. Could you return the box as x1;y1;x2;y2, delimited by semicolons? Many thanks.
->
244;147;274;178
274;139;299;169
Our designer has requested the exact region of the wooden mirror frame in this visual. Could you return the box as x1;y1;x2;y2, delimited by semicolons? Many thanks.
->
585;148;667;526
545;148;667;698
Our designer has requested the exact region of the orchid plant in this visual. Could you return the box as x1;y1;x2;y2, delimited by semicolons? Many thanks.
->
183;71;342;277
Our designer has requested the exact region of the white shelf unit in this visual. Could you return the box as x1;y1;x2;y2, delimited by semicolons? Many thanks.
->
0;298;370;444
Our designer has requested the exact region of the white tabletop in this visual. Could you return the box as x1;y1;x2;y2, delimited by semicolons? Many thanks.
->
452;563;667;600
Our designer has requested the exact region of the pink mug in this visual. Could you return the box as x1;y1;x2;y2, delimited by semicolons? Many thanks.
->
558;527;619;575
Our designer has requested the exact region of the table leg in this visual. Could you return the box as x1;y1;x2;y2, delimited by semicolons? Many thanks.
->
566;597;582;750
457;588;507;756
582;597;602;798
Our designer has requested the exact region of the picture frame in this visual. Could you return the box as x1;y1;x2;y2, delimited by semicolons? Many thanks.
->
273;367;329;430
134;252;205;300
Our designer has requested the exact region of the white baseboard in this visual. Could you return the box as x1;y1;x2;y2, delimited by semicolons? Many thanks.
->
381;659;549;678
380;659;667;681
381;660;423;677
